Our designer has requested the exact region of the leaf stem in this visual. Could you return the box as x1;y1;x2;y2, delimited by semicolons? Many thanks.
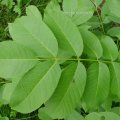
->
0;58;118;64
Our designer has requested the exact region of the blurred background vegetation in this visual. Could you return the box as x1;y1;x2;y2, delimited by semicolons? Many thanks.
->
0;0;50;42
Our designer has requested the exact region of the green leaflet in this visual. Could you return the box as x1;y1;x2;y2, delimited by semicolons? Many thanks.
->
63;0;94;25
44;10;83;57
109;63;120;98
65;111;85;120
38;108;53;120
107;27;120;39
45;0;61;11
82;62;110;110
0;41;37;79
9;6;58;58
86;112;120;120
10;61;61;113
110;107;120;116
26;5;42;19
86;16;100;29
102;0;120;23
0;41;38;104
63;0;78;17
79;26;103;59
100;36;118;61
43;62;86;119
117;51;120;61
102;96;112;111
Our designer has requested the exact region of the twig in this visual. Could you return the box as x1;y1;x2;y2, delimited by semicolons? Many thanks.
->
90;0;105;34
